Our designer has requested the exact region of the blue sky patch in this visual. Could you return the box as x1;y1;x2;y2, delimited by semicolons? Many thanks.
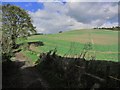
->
2;2;44;12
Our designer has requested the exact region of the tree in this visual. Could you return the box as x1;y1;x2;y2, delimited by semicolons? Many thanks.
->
59;31;62;33
2;4;36;60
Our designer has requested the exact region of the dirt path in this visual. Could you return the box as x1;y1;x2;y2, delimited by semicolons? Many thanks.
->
15;52;27;61
13;52;49;88
15;52;35;68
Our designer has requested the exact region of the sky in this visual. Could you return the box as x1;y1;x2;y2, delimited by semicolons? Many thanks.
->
2;1;119;34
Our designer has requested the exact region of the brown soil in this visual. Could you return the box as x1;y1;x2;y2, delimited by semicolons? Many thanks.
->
29;44;40;53
15;52;27;61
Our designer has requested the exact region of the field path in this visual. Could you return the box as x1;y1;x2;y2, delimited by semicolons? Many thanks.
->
12;52;50;88
15;52;34;68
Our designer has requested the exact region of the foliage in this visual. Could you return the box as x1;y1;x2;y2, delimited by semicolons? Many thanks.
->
94;26;120;31
36;51;120;88
59;31;62;33
2;4;36;60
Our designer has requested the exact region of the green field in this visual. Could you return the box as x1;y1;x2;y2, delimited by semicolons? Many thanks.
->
17;29;119;62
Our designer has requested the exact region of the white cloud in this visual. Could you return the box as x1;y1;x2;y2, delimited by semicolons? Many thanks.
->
2;0;119;2
66;2;118;23
29;9;86;33
37;0;119;2
100;22;118;28
29;2;118;33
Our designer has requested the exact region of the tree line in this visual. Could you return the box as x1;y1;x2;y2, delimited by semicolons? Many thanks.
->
94;26;120;31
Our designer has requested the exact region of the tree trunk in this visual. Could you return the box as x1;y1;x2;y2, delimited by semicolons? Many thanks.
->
11;34;17;49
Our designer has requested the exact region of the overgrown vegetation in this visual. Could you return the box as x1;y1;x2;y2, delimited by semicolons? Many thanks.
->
35;51;120;88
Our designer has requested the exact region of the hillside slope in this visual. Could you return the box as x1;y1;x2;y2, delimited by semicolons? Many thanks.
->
17;29;119;62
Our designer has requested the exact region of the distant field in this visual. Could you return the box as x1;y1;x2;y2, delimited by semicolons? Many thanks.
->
17;29;119;62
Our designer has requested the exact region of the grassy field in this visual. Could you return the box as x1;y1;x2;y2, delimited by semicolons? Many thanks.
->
17;29;119;62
